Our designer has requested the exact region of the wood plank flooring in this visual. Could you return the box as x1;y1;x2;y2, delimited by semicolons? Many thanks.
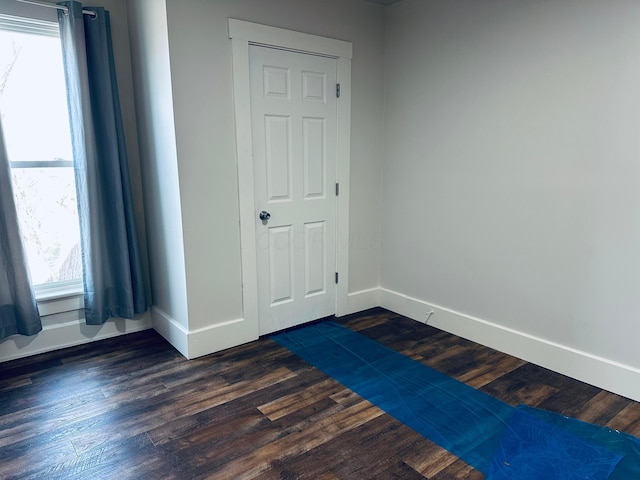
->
1;308;639;479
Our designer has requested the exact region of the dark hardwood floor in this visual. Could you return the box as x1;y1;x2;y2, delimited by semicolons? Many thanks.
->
1;308;639;479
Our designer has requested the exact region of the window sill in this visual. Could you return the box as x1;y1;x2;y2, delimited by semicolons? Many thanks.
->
35;282;84;317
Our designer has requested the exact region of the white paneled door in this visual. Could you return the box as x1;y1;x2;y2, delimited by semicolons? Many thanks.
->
250;45;338;335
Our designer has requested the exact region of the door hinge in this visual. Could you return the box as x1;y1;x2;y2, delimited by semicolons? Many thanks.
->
335;183;339;196
335;272;339;284
336;83;341;98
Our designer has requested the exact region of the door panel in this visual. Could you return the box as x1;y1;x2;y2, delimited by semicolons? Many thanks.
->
250;45;337;335
268;225;294;305
264;115;292;201
303;117;326;198
304;221;326;297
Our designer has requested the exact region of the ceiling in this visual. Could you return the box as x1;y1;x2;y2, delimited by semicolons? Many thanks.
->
363;0;403;6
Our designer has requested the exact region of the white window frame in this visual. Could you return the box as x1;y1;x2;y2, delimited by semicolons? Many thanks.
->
0;12;84;316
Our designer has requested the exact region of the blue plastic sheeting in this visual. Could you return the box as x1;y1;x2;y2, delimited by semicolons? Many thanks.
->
273;321;511;473
272;321;640;478
514;405;640;480
487;407;622;479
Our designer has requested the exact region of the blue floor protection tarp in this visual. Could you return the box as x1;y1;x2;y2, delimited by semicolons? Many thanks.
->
272;321;640;479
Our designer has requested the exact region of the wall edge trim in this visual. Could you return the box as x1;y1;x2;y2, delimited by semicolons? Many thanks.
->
342;287;380;316
379;287;640;402
0;312;152;363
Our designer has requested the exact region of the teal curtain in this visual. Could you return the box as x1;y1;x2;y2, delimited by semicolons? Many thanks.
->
0;120;41;339
57;1;147;325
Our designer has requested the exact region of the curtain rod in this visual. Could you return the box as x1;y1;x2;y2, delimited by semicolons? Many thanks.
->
16;0;97;18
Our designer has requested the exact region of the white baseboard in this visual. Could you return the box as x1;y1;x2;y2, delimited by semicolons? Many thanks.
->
151;306;189;358
379;287;640;402
186;317;258;359
342;288;380;316
151;306;258;359
0;312;152;363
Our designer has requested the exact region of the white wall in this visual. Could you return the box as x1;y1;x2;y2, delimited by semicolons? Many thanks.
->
381;0;640;392
162;0;386;332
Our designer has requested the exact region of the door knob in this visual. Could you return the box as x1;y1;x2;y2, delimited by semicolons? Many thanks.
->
259;210;271;221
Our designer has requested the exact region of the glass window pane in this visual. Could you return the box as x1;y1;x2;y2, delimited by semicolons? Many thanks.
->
0;28;72;163
11;167;81;286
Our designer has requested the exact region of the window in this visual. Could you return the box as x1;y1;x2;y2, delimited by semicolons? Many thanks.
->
0;14;82;301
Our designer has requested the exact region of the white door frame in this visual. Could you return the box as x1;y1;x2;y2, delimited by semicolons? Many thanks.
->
228;19;352;335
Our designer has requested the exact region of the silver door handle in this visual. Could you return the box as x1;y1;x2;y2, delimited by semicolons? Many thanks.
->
259;210;271;221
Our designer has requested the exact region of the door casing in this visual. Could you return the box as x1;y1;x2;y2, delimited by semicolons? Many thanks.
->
229;19;352;337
